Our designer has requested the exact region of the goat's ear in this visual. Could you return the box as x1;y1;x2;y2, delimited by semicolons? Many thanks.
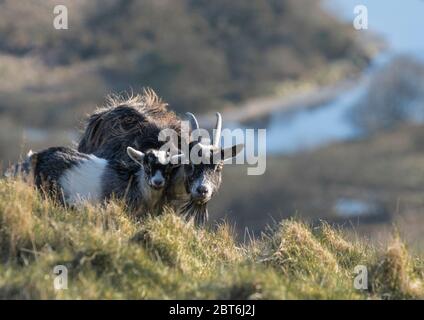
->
221;143;244;161
127;147;145;165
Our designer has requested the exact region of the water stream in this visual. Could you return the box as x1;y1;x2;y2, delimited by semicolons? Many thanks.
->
262;0;424;155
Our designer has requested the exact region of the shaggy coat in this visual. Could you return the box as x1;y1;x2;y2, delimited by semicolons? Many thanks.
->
78;89;182;162
77;89;243;225
78;89;198;218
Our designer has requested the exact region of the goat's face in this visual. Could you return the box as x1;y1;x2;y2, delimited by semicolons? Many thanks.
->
185;160;223;204
182;112;244;206
184;142;243;204
127;147;181;191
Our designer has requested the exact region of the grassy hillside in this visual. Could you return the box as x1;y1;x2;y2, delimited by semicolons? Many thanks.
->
0;179;422;299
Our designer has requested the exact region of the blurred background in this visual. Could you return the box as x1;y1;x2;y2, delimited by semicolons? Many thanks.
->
1;0;424;251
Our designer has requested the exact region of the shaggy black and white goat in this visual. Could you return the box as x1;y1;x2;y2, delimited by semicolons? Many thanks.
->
168;112;244;224
77;89;243;224
14;146;182;215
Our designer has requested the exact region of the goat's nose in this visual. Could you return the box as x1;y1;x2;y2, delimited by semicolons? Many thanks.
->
152;179;165;188
196;185;208;196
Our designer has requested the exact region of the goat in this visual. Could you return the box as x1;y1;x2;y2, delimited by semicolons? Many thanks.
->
14;146;182;215
77;89;243;224
174;112;244;224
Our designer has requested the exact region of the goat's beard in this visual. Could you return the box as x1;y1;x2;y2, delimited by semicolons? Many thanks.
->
181;200;208;226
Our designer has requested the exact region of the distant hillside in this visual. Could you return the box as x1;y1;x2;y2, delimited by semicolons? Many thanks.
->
212;123;424;250
0;0;372;164
0;0;370;123
350;56;424;134
0;180;422;299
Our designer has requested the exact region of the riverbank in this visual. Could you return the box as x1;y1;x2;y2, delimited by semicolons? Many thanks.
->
198;58;370;127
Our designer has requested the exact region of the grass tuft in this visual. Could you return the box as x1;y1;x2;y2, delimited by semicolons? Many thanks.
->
0;179;422;299
372;236;423;299
262;220;339;277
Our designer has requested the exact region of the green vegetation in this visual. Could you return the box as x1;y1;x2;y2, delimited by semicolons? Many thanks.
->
0;179;422;299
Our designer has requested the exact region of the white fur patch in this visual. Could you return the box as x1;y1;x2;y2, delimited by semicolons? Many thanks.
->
59;155;107;205
136;169;162;208
151;150;169;165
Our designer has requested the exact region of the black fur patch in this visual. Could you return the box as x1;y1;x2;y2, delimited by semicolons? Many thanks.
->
33;147;91;203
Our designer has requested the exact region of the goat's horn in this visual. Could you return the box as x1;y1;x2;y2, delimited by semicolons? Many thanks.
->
186;112;199;130
170;153;185;162
213;112;222;147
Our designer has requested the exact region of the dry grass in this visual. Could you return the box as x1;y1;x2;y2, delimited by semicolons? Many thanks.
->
0;179;423;299
372;236;424;299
